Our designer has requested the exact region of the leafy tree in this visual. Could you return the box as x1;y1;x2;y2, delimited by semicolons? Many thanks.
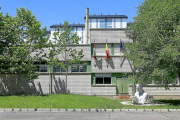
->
0;7;49;94
48;21;84;93
125;0;180;89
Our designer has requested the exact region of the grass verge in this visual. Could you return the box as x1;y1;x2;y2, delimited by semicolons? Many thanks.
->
0;94;180;109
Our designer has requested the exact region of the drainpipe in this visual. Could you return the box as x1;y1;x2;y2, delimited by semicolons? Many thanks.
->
85;7;89;44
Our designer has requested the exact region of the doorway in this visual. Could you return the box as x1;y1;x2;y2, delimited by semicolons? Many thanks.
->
116;78;129;95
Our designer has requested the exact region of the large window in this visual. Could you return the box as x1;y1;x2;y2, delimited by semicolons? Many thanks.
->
53;66;66;72
35;65;48;72
95;74;111;84
107;18;112;28
114;19;116;28
71;62;87;72
90;20;92;28
100;19;105;28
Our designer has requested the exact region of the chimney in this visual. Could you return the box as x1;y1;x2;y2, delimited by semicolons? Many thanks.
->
85;7;89;44
108;13;110;15
115;13;117;15
78;23;80;25
101;13;102;16
60;23;61;25
73;22;75;25
94;14;96;16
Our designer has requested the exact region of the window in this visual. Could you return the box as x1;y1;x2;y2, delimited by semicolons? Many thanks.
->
53;66;66;72
120;19;122;28
35;65;47;72
96;19;98;28
114;19;116;28
107;18;112;28
90;20;92;28
95;74;111;84
82;37;83;44
100;19;105;28
71;62;87;72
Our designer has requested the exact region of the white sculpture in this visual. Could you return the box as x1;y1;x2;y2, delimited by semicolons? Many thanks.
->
130;84;148;104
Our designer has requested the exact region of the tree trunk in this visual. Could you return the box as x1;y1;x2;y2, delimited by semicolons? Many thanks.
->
65;68;67;94
18;73;21;94
65;50;67;94
178;73;180;85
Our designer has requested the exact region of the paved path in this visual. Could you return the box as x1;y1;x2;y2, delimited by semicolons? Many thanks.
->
0;111;180;120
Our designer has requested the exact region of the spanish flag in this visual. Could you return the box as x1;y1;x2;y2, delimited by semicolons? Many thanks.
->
105;42;110;61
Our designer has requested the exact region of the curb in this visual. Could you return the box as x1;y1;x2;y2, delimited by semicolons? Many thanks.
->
0;108;179;113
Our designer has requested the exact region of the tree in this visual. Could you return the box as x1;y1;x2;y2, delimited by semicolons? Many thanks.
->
125;0;180;89
48;21;84;93
0;7;49;94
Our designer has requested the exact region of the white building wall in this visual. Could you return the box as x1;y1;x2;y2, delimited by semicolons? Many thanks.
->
112;18;115;28
115;18;121;28
122;18;127;28
91;19;96;28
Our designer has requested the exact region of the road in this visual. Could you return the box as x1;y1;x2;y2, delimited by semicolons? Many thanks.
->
0;111;180;120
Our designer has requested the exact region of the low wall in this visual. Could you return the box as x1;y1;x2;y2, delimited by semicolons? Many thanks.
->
129;85;180;100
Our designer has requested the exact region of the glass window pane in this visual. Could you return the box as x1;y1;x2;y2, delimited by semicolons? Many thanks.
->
39;65;47;72
100;20;105;28
80;65;87;72
96;77;103;84
53;66;60;72
72;64;79;72
104;77;111;84
61;67;66;72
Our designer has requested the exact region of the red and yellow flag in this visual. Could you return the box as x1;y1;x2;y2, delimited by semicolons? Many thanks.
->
105;43;110;61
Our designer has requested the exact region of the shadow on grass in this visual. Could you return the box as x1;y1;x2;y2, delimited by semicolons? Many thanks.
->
0;93;49;97
155;100;180;106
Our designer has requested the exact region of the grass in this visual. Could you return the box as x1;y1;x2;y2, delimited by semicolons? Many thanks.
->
0;94;180;109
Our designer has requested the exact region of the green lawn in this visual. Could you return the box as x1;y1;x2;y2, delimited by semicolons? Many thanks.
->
0;94;180;109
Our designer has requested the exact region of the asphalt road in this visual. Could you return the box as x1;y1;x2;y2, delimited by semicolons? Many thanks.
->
0;111;180;120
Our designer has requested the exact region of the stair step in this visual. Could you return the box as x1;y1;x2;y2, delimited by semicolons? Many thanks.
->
117;95;130;100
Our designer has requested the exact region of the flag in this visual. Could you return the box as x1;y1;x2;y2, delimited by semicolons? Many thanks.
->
105;42;110;61
93;41;96;59
120;39;126;52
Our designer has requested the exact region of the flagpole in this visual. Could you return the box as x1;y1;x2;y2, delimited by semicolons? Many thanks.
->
120;39;121;62
120;39;135;96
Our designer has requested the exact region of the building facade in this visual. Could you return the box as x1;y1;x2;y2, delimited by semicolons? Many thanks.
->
49;14;128;44
1;9;180;99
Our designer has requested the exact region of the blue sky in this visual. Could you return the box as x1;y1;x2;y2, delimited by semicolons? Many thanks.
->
0;0;144;30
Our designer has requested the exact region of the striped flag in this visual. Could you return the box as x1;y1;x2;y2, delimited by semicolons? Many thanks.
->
105;42;110;61
93;40;96;59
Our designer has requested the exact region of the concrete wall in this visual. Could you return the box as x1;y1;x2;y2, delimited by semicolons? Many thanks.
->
31;45;91;61
91;87;116;95
91;56;133;73
51;74;92;95
0;73;116;95
129;85;180;99
54;45;91;61
90;29;132;43
0;74;49;95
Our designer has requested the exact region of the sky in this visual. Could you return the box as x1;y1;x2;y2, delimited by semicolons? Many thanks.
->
0;0;144;31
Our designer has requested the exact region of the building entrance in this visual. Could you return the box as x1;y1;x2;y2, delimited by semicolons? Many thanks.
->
116;78;129;95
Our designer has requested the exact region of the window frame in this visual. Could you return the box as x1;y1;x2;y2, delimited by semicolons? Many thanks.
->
95;74;111;85
71;62;87;72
